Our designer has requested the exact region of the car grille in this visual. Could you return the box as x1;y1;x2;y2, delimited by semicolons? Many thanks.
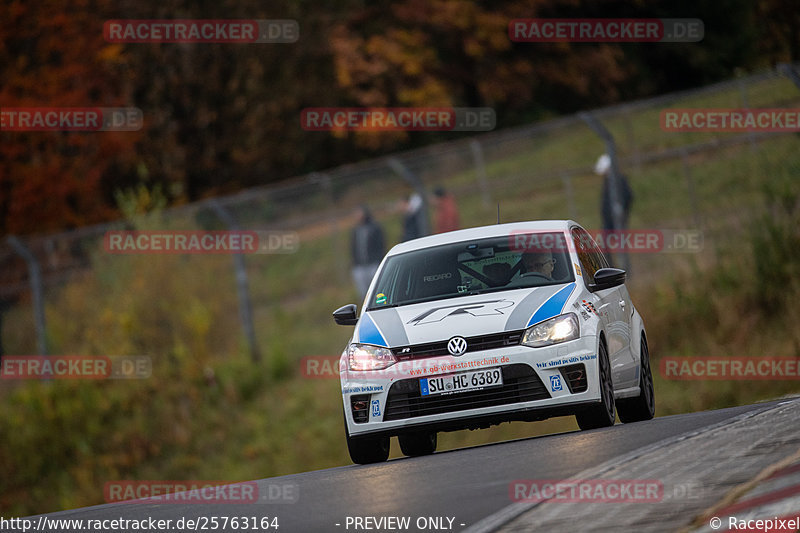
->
391;330;525;360
561;363;588;393
383;363;550;421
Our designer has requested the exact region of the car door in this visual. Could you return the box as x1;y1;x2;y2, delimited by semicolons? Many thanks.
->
590;236;636;387
571;227;636;388
615;280;636;383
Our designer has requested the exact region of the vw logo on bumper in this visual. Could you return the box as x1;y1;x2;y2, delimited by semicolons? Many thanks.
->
447;336;467;356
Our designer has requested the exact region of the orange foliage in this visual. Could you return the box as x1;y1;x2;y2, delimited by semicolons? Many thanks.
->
0;0;140;235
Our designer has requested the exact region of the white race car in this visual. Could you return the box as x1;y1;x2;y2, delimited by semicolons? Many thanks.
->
334;220;654;464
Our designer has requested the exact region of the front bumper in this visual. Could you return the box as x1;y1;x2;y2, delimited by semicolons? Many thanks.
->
341;334;599;437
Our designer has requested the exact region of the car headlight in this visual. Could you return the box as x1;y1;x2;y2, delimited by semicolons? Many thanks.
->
521;313;580;348
347;343;397;371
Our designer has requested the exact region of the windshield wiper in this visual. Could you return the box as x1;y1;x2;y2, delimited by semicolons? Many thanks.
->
366;303;401;311
466;287;504;295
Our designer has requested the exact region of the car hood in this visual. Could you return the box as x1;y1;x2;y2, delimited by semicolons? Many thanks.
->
354;282;576;348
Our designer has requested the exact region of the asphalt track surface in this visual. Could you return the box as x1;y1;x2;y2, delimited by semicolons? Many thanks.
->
32;401;780;532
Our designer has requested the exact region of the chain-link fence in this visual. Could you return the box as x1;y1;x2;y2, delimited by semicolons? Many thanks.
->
2;64;799;360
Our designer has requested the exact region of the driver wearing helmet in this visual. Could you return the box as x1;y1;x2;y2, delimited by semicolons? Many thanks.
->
521;252;555;280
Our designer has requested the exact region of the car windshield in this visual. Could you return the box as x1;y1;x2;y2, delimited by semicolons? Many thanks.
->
367;232;574;310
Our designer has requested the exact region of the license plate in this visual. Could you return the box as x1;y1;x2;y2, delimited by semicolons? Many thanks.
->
420;368;503;396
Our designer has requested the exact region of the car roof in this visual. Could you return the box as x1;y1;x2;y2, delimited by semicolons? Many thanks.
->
386;220;580;256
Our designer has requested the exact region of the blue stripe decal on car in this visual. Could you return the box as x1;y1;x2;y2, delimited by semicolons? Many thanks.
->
357;313;388;347
526;283;577;327
369;308;409;346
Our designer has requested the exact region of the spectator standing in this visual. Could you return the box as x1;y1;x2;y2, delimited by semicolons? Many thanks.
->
595;153;633;271
595;154;633;231
351;205;385;299
401;192;426;242
432;187;460;234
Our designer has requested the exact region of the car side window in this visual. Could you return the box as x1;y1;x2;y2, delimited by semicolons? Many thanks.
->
571;227;604;282
589;239;610;270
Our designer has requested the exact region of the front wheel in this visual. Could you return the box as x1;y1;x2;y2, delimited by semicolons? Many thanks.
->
344;410;390;464
398;431;437;457
576;340;616;430
617;334;655;423
346;432;390;464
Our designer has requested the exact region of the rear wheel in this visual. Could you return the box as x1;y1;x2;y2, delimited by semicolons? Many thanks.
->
617;334;655;423
398;431;437;457
576;340;616;430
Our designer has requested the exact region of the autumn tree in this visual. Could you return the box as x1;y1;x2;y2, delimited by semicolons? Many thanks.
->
0;0;141;235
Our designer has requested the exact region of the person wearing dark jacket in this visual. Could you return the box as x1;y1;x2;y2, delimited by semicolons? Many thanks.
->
595;154;633;231
400;192;426;242
595;154;634;271
351;205;385;299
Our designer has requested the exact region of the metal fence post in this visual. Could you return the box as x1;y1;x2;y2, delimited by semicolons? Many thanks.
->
624;109;643;177
680;147;701;229
7;236;47;355
561;171;577;221
579;112;631;273
737;75;757;153
311;172;347;282
777;62;800;90
208;200;260;363
469;139;491;209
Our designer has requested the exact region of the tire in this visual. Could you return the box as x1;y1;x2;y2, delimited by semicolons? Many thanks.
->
346;432;390;464
343;410;390;464
617;334;656;423
398;431;437;457
576;340;616;430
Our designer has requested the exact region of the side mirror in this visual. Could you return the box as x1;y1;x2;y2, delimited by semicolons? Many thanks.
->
588;268;626;292
333;304;359;326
